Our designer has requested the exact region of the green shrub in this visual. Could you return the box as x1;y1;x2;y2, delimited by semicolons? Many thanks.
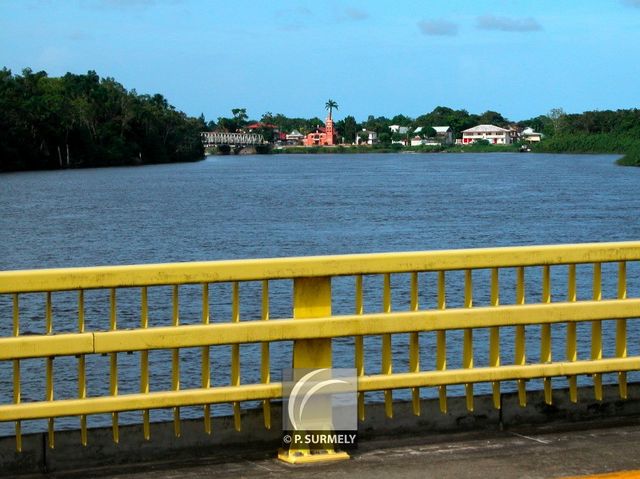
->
616;145;640;166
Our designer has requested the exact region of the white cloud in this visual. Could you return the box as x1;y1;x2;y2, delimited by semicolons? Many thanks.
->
274;6;314;32
476;15;542;32
68;30;91;41
345;7;368;21
418;19;458;36
95;0;184;8
100;0;154;6
275;6;313;18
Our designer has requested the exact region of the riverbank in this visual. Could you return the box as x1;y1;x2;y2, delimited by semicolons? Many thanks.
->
205;141;638;166
615;145;640;166
270;143;524;155
529;133;640;166
264;137;639;165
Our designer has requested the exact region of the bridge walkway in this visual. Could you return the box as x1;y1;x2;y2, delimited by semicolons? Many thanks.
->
21;418;640;479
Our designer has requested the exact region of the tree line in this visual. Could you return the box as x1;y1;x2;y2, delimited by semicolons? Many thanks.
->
210;106;514;143
218;105;640;165
0;68;205;172
213;104;640;148
532;107;640;165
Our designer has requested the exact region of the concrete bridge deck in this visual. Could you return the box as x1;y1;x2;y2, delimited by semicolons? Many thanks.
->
21;418;640;479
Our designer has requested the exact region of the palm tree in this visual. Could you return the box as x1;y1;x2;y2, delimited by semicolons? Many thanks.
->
325;99;338;119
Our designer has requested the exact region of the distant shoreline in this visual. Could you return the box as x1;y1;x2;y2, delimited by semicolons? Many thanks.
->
206;143;633;164
272;142;638;166
207;143;526;156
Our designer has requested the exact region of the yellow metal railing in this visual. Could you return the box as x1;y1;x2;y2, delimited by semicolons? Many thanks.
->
0;241;639;454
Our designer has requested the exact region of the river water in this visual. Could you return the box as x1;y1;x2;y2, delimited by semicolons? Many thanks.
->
3;152;640;269
1;152;640;433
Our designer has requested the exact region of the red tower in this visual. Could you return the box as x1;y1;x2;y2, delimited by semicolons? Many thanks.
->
302;106;338;146
324;115;335;146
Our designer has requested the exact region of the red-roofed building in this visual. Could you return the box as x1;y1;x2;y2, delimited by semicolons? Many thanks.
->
303;116;336;146
247;122;278;130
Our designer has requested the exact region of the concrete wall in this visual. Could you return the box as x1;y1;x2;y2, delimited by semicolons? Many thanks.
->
2;383;640;476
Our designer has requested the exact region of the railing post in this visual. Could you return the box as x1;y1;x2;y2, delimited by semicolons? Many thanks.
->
278;276;350;464
292;277;332;369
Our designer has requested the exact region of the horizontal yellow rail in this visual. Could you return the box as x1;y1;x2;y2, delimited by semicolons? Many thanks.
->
1;357;638;422
1;299;638;359
0;333;94;360
358;357;640;391
0;383;282;421
1;241;639;293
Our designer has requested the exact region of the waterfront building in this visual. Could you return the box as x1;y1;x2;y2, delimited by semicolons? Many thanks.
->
412;126;454;145
286;129;304;145
462;124;512;144
303;115;336;146
433;126;454;145
247;122;278;131
522;127;544;142
355;129;378;145
410;136;425;147
507;124;523;143
389;125;410;134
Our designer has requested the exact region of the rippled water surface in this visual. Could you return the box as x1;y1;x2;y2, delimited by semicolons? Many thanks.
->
3;153;640;268
1;152;640;433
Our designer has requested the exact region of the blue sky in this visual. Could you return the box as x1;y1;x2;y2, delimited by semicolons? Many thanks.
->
1;0;639;122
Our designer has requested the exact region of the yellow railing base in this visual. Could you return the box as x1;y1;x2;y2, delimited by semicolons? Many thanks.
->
277;448;350;464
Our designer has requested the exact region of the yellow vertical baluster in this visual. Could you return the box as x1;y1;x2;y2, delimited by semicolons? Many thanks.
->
141;287;150;440
78;290;87;446
382;273;393;418
617;261;628;399
172;286;181;437
46;292;54;449
202;284;211;434
231;282;241;431
110;288;119;444
515;267;527;407
592;263;603;400
410;272;420;416
541;265;552;405
490;268;500;409
261;280;271;430
567;265;578;403
13;294;21;452
355;275;365;421
463;270;474;412
437;271;447;413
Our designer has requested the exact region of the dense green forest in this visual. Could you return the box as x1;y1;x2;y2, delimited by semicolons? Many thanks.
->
528;109;640;166
0;68;205;171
